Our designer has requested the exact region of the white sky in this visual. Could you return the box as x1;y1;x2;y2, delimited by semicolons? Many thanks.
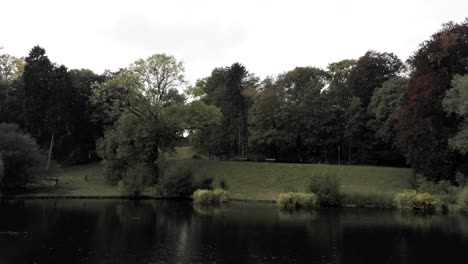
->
1;0;467;85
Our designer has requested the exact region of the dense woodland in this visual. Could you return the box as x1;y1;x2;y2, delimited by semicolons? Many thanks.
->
1;20;468;192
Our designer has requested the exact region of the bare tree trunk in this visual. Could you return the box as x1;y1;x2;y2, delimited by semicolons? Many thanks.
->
46;132;54;170
338;145;341;165
348;139;352;162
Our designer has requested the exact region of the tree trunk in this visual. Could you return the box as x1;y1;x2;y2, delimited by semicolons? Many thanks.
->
46;132;54;170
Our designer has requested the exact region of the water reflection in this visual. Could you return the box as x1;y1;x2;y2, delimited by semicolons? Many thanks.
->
0;199;467;264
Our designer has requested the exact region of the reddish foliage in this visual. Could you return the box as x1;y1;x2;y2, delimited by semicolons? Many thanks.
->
394;20;468;181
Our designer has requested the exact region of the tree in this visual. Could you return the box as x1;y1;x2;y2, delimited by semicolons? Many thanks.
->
248;78;294;160
196;63;258;159
344;97;366;163
368;76;408;144
97;54;221;184
0;53;25;124
60;69;105;163
22;46;54;144
395;20;468;181
279;67;331;162
348;50;404;108
443;74;468;154
0;123;46;192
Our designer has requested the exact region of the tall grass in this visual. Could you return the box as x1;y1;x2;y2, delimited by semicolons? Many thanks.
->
278;192;317;209
193;188;230;204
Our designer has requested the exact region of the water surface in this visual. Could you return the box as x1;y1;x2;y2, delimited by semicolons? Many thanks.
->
0;199;467;264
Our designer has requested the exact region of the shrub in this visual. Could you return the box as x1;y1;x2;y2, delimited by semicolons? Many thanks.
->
219;178;228;190
120;162;151;197
308;172;342;206
159;161;193;198
413;193;439;211
394;190;418;209
193;188;230;204
193;176;213;190
0;123;46;192
213;188;230;203
458;186;468;212
394;190;439;211
278;192;317;209
193;189;215;204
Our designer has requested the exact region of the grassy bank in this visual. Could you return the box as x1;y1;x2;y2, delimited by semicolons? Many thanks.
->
12;147;412;207
188;160;411;205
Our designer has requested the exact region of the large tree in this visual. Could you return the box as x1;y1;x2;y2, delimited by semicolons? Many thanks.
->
97;54;221;183
195;63;258;159
248;78;294;160
395;20;468;181
348;50;404;108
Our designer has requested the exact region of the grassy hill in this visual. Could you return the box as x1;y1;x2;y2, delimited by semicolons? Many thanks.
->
19;147;412;206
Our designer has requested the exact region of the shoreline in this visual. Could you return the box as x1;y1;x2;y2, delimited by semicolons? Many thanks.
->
0;195;388;208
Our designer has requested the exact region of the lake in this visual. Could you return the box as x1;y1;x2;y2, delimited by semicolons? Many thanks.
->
0;199;467;264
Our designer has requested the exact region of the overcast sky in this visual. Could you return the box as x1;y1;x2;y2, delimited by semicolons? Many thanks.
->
1;0;467;84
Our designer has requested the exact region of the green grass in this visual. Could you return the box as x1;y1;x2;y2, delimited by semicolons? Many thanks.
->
189;160;411;203
19;147;412;206
165;146;194;160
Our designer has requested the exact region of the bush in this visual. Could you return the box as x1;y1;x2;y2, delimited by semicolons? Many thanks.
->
219;178;228;190
394;190;418;209
193;188;230;204
193;176;213;190
458;186;468;212
413;193;439;211
213;188;230;203
159;161;193;198
119;162;151;197
0;123;46;192
278;192;317;209
394;190;439;212
96;114;159;184
308;172;342;206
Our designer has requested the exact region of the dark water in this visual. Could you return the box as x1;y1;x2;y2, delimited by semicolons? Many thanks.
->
0;200;467;264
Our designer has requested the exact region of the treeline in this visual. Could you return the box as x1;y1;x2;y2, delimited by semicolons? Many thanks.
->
0;19;467;189
192;20;468;182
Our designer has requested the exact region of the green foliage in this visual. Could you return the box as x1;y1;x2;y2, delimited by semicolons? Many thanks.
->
193;188;230;204
278;192;317;209
457;186;468;212
443;74;468;154
394;190;440;212
213;188;230;203
347;50;405;108
219;178;228;190
395;21;468;181
96;114;157;184
159;161;194;198
394;190;418;209
248;78;294;159
368;76;407;144
119;162;151;197
194;63;258;159
308;171;342;206
193;189;215;204
193;176;213;190
0;123;46;192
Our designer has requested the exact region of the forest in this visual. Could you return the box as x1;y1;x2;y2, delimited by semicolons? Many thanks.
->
1;19;468;193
